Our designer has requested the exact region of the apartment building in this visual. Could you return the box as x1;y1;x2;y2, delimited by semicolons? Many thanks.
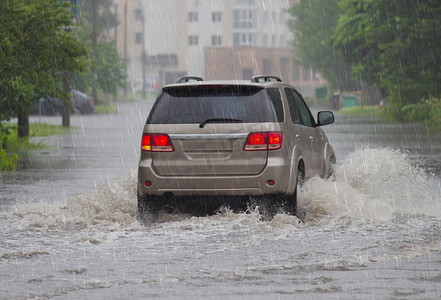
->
115;0;326;95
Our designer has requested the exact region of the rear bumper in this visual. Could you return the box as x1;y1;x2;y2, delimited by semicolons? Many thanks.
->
138;157;293;197
76;103;95;114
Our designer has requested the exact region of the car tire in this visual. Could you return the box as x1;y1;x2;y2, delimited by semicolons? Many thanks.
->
283;166;303;216
137;192;159;224
327;156;336;179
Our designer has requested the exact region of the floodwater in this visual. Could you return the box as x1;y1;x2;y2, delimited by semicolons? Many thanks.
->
1;102;440;299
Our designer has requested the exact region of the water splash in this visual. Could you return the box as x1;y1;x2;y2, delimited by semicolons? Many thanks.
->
300;147;440;222
7;171;139;230
4;148;440;230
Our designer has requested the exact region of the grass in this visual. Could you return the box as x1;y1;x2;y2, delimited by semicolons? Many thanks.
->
29;122;73;137
94;103;119;114
338;105;385;118
2;122;73;153
303;96;331;108
1;122;74;171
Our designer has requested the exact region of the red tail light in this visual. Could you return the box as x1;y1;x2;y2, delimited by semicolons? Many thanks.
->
268;132;283;150
244;132;268;151
243;132;283;151
141;133;174;152
88;98;94;105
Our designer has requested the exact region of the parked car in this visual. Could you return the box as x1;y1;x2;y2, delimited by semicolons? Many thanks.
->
137;75;336;219
31;89;95;115
71;89;95;114
31;96;62;116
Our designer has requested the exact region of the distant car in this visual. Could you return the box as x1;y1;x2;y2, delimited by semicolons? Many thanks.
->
137;75;336;219
71;89;95;114
31;96;62;116
31;90;95;115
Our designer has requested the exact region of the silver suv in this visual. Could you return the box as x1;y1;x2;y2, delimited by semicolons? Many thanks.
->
138;75;335;218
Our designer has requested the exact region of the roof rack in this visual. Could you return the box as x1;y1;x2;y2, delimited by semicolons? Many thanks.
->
251;75;282;83
176;76;204;83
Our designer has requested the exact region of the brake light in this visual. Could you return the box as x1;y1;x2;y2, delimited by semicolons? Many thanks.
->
88;98;94;105
268;132;283;150
141;133;174;152
243;132;283;151
244;132;267;151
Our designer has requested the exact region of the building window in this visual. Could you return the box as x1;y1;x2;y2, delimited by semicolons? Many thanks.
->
233;9;256;29
212;12;222;22
211;35;222;46
237;0;256;5
134;9;142;21
189;12;199;22
188;35;199;45
135;32;142;44
233;32;256;46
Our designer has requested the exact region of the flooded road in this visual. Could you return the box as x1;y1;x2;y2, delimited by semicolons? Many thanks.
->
1;102;440;299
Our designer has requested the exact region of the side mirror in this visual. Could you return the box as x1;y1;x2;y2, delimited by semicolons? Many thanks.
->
317;111;334;126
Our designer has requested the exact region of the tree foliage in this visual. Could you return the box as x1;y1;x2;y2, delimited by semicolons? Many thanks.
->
72;0;126;100
288;0;358;90
0;0;87;137
331;0;441;118
73;19;126;96
289;0;441;126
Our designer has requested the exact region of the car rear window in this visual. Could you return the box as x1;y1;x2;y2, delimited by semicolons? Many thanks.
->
147;85;283;124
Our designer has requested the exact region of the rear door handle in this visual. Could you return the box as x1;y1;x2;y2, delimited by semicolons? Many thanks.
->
295;134;301;139
309;136;315;140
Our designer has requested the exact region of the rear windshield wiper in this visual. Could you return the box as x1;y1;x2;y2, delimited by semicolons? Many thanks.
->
199;118;243;128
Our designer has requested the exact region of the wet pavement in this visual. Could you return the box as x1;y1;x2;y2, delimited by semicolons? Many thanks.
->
1;101;440;299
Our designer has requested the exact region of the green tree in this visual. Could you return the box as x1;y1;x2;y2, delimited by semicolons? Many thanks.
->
73;0;125;103
73;20;126;98
331;0;441;118
0;0;87;137
288;0;357;91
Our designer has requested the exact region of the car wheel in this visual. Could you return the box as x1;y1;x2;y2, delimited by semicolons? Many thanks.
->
137;192;159;224
327;156;336;179
283;166;303;216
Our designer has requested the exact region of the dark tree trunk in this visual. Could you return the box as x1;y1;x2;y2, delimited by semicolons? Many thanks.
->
17;109;30;138
62;72;72;127
62;103;71;127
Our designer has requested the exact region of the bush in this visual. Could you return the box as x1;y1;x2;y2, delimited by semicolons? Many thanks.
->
338;105;385;118
401;96;441;130
0;148;18;171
